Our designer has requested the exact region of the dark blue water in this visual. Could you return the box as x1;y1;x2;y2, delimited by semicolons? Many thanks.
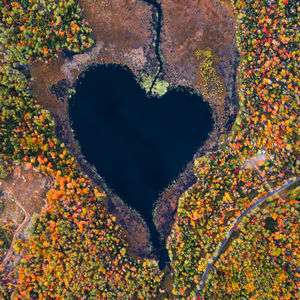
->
142;0;163;92
69;64;213;266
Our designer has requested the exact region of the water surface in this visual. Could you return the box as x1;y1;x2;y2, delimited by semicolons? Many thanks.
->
69;64;214;266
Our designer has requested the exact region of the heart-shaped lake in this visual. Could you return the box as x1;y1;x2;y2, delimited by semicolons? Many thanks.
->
69;64;213;262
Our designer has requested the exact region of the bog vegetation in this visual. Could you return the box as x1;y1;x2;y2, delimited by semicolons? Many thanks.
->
0;0;298;298
195;47;225;104
0;0;163;298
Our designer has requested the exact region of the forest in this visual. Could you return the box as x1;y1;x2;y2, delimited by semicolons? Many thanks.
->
167;0;299;297
0;0;299;298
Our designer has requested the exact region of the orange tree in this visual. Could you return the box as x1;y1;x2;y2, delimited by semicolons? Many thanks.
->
0;0;163;298
167;0;299;296
0;0;93;64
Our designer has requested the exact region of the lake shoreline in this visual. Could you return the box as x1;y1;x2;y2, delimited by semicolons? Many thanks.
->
34;62;235;266
52;71;224;265
29;0;239;267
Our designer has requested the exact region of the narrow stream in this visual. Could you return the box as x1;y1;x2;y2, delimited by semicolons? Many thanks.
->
142;0;163;93
68;0;214;269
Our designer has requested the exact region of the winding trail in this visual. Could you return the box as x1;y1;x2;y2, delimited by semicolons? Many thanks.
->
142;0;163;93
2;195;29;266
194;176;300;299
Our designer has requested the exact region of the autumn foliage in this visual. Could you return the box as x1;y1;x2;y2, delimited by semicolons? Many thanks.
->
167;0;299;296
0;0;299;298
203;189;299;299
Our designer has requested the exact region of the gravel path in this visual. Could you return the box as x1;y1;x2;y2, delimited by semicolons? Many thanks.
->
194;176;300;299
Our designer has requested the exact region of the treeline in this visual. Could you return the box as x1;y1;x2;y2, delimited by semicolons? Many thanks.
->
167;0;299;296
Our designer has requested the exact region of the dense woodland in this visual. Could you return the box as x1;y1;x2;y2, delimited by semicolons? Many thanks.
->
0;0;299;299
0;0;163;298
167;0;299;297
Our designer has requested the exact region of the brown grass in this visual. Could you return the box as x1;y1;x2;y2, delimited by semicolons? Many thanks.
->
0;165;49;265
0;165;48;220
